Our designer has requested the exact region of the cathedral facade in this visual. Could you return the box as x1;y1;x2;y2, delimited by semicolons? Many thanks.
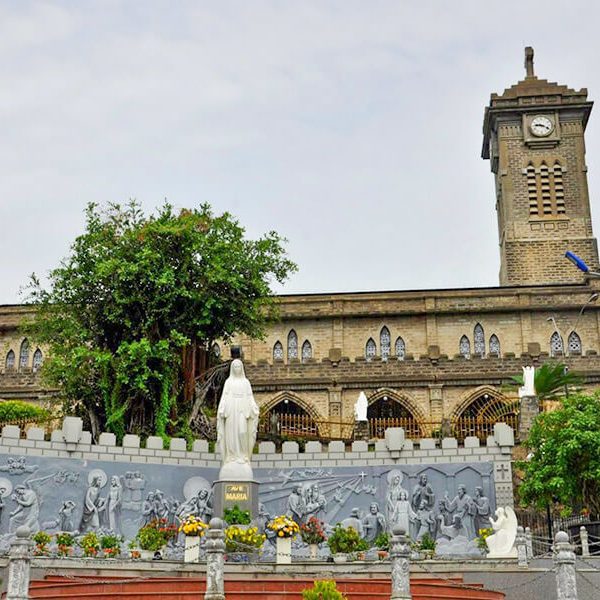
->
2;48;600;441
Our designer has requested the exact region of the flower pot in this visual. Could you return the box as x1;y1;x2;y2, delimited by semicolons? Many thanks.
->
377;550;388;561
332;553;348;564
184;535;201;563
276;536;292;564
309;543;319;560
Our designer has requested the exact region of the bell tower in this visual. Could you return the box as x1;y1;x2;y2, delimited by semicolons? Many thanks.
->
482;47;598;286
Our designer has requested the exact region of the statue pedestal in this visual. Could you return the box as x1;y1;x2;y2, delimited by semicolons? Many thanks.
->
212;480;259;519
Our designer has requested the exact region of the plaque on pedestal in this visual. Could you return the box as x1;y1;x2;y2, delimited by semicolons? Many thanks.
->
212;480;259;519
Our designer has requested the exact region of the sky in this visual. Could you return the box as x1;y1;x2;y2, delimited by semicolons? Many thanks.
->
2;1;600;303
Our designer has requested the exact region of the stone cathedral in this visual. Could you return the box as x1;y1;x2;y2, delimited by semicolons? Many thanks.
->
2;48;600;443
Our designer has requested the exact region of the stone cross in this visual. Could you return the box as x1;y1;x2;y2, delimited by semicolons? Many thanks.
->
525;47;535;78
6;526;33;600
390;525;412;600
554;531;578;600
515;526;528;568
204;518;226;600
495;464;509;480
579;526;589;558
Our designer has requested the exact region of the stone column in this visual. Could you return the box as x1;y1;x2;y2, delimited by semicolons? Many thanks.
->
204;518;226;600
554;531;578;600
390;525;411;600
6;526;33;600
515;526;528;568
518;395;539;441
579;526;589;558
525;527;533;559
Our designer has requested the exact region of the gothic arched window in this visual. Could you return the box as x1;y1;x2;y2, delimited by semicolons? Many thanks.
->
459;335;471;359
550;331;564;357
365;338;377;361
568;331;582;355
273;341;284;361
474;324;485;357
301;340;313;361
395;337;406;360
32;349;43;371
211;343;221;358
489;334;500;357
380;326;391;360
19;339;29;370
5;350;15;371
287;330;298;360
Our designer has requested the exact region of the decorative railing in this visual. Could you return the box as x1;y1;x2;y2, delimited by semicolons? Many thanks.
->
368;417;422;439
258;413;354;441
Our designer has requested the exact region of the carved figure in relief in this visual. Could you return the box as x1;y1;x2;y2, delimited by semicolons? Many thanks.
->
216;359;259;480
362;502;386;543
196;488;213;522
486;507;518;558
341;508;364;538
411;474;435;512
442;485;477;540
304;483;327;521
414;500;436;541
0;457;38;476
391;490;416;536
287;485;305;524
142;492;157;524
386;470;408;526
80;476;106;533
107;476;123;534
58;500;76;532
473;487;492;532
9;484;40;533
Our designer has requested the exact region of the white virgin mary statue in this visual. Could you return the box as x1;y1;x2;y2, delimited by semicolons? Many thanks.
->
217;359;260;480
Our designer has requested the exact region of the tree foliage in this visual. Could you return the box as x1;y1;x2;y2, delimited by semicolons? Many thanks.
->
25;201;296;440
518;392;600;517
0;401;49;423
510;362;581;400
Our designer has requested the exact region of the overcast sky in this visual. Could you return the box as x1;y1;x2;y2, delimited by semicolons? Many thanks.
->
2;1;600;303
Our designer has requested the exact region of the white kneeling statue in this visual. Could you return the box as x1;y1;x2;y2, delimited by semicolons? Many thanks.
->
216;359;259;481
486;506;518;558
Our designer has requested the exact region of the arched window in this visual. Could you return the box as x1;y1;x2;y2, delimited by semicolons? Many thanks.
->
365;338;377;361
5;350;15;371
273;341;284;361
489;334;500;357
32;349;43;371
568;331;582;355
474;324;485;357
395;337;406;360
287;330;298;360
380;326;391;360
550;331;564;357
459;335;471;359
19;339;29;370
301;340;312;361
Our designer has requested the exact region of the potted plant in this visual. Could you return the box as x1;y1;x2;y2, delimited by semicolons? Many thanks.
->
267;515;300;564
302;580;348;600
55;532;75;557
128;540;141;560
179;515;209;563
300;517;327;560
326;524;367;564
136;520;169;560
224;525;265;562
418;533;436;559
79;532;100;558
223;505;252;526
373;531;389;560
32;531;52;556
100;534;122;558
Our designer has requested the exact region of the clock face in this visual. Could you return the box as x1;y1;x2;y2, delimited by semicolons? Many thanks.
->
530;116;554;137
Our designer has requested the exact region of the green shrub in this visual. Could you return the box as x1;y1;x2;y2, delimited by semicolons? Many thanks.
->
223;505;251;525
302;580;347;600
0;401;49;423
326;524;369;555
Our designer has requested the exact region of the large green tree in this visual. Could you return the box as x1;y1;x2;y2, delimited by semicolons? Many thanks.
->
518;392;600;517
26;201;296;440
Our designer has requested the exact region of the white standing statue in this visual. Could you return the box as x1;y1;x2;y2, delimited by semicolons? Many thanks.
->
216;359;259;481
486;506;518;558
518;366;536;399
354;391;368;422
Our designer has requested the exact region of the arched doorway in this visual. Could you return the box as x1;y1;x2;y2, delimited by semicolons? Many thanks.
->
260;395;319;439
452;389;518;441
367;392;423;439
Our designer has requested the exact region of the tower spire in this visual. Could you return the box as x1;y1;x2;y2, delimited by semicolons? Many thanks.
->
524;46;535;78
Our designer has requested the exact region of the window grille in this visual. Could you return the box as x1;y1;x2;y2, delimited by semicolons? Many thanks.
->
301;340;312;361
395;337;406;360
568;331;582;355
550;331;564;357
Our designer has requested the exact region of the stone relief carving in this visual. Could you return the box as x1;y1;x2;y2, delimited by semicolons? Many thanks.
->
0;457;38;476
361;502;386;543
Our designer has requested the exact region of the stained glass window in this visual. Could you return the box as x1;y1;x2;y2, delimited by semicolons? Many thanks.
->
19;339;29;369
5;350;15;371
273;341;284;361
287;330;298;360
459;335;471;359
380;326;391;360
32;349;43;371
489;334;500;357
550;331;564;357
568;331;582;355
395;337;405;360
302;340;312;361
474;324;485;357
365;338;377;361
